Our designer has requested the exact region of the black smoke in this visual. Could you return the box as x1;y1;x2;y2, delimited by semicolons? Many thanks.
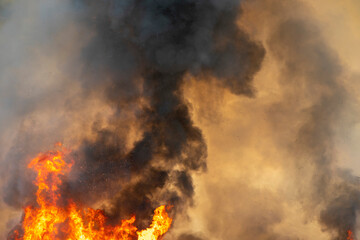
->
70;0;264;225
3;0;265;233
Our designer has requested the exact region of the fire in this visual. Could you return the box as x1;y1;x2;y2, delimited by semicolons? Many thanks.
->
347;230;355;240
12;144;172;240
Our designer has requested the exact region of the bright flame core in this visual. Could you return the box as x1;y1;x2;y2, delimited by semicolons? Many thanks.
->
12;144;172;240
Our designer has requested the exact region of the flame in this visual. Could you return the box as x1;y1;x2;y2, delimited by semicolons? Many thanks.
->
347;230;355;240
12;144;172;240
137;206;173;240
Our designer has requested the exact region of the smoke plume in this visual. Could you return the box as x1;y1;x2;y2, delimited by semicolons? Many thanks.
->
267;2;360;239
1;0;360;239
0;0;264;235
70;0;264;225
183;0;360;239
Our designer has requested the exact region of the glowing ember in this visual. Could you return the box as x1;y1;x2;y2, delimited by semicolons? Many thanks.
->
12;144;172;240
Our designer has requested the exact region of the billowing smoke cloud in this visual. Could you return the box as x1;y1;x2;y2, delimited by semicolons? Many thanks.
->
0;0;264;236
183;0;360;239
67;0;264;226
267;4;360;240
2;0;360;239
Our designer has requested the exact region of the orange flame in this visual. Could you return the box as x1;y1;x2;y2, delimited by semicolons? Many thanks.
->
13;144;172;240
347;230;354;240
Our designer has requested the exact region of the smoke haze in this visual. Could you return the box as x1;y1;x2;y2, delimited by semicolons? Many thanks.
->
1;0;360;239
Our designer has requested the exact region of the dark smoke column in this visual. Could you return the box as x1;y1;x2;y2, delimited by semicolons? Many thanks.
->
73;0;264;226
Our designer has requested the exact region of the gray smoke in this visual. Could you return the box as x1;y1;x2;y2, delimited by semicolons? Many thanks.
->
5;0;357;239
267;3;360;239
1;0;264;235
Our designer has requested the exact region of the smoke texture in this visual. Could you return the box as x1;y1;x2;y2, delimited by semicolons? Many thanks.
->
181;0;360;239
69;0;264;226
0;0;264;235
266;3;360;239
1;0;360;239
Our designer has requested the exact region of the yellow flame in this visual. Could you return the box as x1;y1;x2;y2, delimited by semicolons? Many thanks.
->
13;144;172;240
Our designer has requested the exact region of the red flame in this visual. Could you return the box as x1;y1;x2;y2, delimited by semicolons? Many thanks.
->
347;230;354;240
12;144;172;240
